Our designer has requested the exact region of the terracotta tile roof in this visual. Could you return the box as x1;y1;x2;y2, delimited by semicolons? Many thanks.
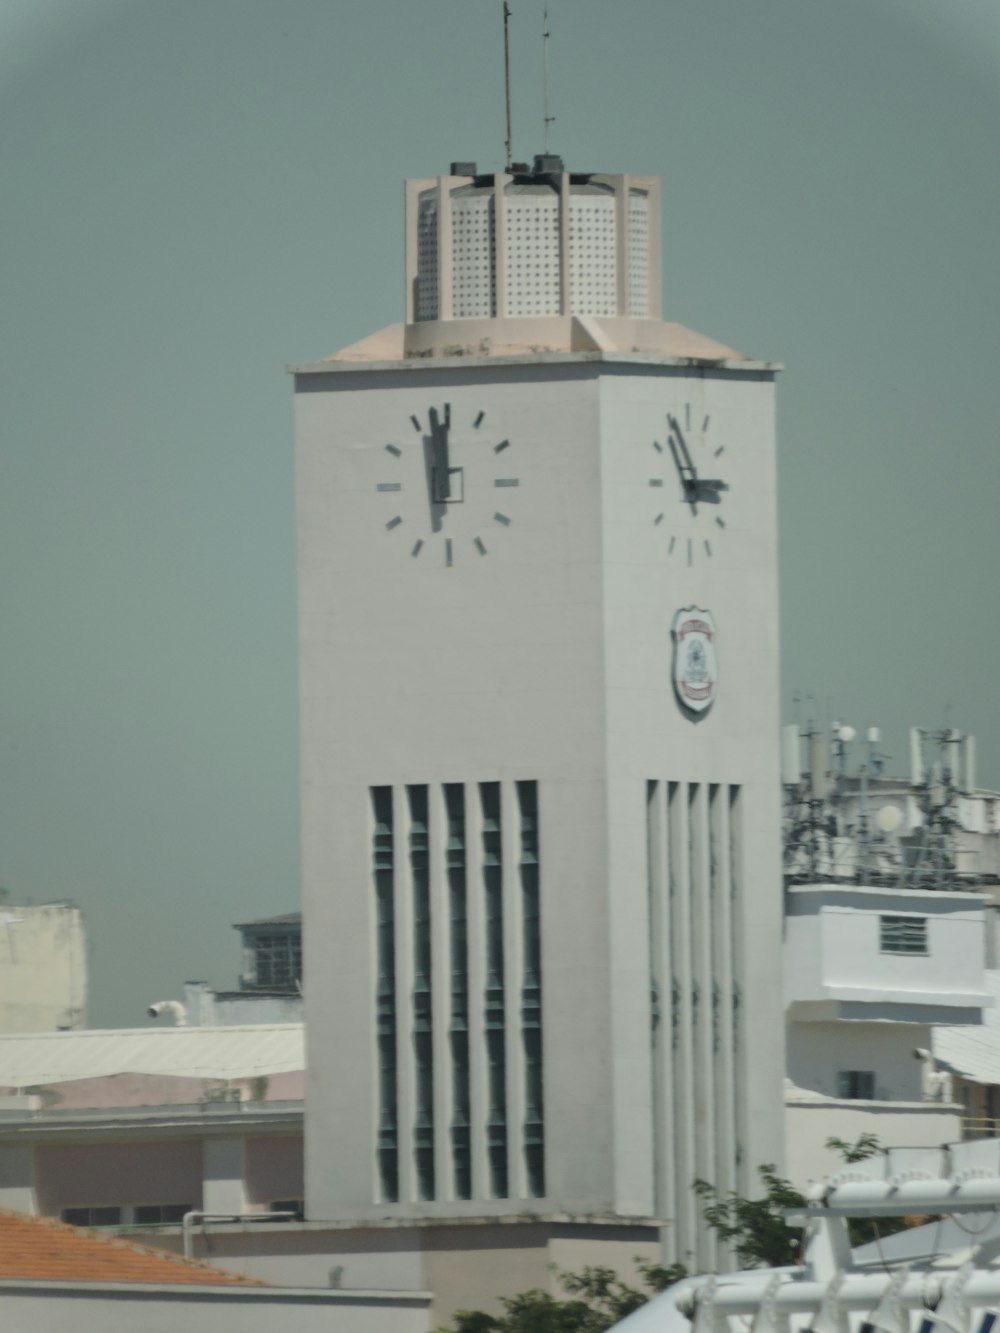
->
0;1208;266;1286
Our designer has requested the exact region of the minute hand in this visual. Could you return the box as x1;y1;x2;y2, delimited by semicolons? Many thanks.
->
667;415;729;506
428;404;451;502
666;415;699;510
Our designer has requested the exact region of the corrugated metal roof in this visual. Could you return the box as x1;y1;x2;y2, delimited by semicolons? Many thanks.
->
0;1024;304;1088
934;971;1000;1085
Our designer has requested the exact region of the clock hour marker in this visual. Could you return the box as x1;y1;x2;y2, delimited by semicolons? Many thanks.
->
385;444;401;457
714;446;724;458
474;411;485;428
652;439;663;453
494;439;510;453
410;415;421;433
649;478;663;488
703;415;711;433
494;478;519;487
715;516;726;529
704;540;713;557
654;513;664;525
386;516;403;531
376;482;401;492
411;540;423;557
668;536;676;554
474;537;487;555
685;403;691;430
686;538;692;567
494;512;511;526
445;538;453;568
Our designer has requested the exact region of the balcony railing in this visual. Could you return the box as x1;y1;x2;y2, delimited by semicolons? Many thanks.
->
961;1116;1000;1140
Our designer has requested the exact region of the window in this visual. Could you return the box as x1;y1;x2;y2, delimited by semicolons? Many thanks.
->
64;1204;194;1228
880;914;928;956
246;931;302;990
269;1199;304;1220
372;786;399;1203
837;1070;876;1100
517;779;544;1198
445;782;472;1200
408;785;435;1201
132;1203;191;1225
62;1206;122;1227
480;781;508;1198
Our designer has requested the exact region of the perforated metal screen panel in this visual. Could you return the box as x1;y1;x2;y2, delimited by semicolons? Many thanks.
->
628;189;650;317
568;191;616;315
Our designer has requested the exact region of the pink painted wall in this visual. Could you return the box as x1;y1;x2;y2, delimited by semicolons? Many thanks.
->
35;1140;203;1211
244;1135;304;1208
1;1069;305;1110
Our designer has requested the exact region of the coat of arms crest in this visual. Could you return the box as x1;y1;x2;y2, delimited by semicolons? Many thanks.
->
671;607;718;716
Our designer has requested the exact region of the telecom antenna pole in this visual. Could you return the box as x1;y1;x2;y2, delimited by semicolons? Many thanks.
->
543;7;554;153
503;1;513;170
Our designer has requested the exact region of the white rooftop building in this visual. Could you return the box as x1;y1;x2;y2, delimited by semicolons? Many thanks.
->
782;724;996;1184
0;903;86;1033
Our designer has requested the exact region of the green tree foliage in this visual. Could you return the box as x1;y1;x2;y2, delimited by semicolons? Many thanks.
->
693;1165;806;1268
441;1260;686;1333
825;1133;881;1164
823;1133;926;1246
440;1144;891;1331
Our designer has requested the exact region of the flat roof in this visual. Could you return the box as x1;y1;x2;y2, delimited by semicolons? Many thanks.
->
289;349;781;377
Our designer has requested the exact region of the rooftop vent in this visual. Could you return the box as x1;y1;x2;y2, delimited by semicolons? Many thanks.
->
533;153;564;174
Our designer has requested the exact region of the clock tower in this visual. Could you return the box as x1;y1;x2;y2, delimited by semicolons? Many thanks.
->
291;157;784;1283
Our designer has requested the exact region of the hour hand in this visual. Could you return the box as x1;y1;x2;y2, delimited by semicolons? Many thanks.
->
692;478;729;503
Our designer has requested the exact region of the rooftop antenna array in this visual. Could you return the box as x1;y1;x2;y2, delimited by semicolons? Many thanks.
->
542;7;555;153
782;713;984;890
503;1;514;171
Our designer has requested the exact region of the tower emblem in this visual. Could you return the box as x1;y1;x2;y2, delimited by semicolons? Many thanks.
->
671;607;718;716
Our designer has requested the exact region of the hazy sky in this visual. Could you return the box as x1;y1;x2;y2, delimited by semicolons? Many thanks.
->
1;0;998;1027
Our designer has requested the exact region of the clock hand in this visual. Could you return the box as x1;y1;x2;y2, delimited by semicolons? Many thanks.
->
667;414;729;505
667;414;699;512
692;478;729;503
428;404;451;502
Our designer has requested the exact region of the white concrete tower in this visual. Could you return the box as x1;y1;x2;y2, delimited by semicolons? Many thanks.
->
291;156;784;1273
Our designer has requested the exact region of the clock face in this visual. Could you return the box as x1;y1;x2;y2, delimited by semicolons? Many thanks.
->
648;403;729;566
375;403;519;566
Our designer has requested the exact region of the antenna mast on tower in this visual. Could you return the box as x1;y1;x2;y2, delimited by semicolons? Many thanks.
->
543;7;555;153
503;2;513;170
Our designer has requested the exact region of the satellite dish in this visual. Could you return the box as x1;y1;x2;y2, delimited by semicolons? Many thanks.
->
876;804;903;833
838;725;856;743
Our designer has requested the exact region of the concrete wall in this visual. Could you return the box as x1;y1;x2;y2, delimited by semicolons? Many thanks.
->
785;1099;962;1188
424;1223;661;1328
786;1021;932;1101
0;904;85;1032
164;1219;660;1328
166;1223;426;1291
0;1282;430;1333
183;982;303;1027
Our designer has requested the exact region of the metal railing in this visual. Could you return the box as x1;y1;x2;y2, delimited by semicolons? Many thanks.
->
961;1115;1000;1140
